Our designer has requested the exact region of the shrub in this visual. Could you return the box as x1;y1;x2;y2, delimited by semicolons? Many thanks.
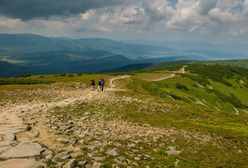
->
187;64;248;86
181;74;210;87
176;83;189;91
207;88;247;108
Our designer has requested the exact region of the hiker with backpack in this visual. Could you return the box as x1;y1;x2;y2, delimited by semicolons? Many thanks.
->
100;79;105;91
98;79;102;91
90;79;96;91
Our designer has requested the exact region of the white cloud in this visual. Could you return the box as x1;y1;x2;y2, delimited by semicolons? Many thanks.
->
208;8;241;23
99;6;145;26
80;9;95;21
244;0;248;15
0;16;23;27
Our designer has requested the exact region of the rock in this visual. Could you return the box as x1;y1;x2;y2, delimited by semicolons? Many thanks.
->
85;164;92;168
92;162;102;168
71;152;83;158
56;137;69;143
0;142;44;159
174;159;179;167
0;159;41;168
59;125;73;132
64;145;75;153
77;160;87;166
30;131;40;137
93;156;105;162
53;151;71;161
134;157;140;161
3;134;16;142
0;141;16;147
62;159;77;168
41;149;53;157
26;125;32;131
106;148;118;156
0;146;11;154
45;154;53;160
166;146;181;156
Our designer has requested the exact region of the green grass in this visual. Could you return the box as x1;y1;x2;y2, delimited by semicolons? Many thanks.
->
2;63;248;167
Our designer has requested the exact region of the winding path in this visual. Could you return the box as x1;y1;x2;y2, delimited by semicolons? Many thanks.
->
0;75;129;168
147;66;187;82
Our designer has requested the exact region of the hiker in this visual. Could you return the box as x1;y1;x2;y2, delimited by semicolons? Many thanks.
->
90;79;95;91
100;79;105;91
98;79;102;92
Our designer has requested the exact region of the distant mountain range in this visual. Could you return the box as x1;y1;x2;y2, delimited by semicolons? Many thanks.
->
0;33;247;77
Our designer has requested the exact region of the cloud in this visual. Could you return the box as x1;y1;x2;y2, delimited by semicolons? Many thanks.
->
0;16;23;27
208;8;241;23
80;10;96;21
142;0;175;29
0;0;247;41
0;0;129;20
99;6;145;26
244;0;248;15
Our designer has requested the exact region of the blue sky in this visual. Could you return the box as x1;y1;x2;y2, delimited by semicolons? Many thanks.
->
0;0;247;44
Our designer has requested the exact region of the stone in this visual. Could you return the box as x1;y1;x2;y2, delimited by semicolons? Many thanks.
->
30;131;40;137
26;125;32;131
106;148;118;156
0;141;16;147
0;142;44;159
0;146;10;154
166;146;181;156
53;151;71;161
93;156;105;162
0;159;40;168
62;159;77;168
41;149;53;156
64;145;75;153
77;160;87;166
45;154;53;160
3;134;16;142
56;137;69;143
92;162;102;168
70;152;83;158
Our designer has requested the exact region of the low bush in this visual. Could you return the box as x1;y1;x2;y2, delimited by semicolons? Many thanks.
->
176;83;189;91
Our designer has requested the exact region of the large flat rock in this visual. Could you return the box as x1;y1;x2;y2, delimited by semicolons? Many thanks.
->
0;142;44;159
0;159;40;168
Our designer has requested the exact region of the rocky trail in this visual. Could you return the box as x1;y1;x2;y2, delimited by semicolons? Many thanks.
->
0;76;128;168
0;72;220;168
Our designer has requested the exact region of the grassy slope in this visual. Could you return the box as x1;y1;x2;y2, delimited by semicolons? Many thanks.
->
126;64;248;137
1;63;248;167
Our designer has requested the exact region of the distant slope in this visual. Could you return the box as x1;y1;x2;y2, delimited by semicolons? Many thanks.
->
0;33;247;77
205;59;248;69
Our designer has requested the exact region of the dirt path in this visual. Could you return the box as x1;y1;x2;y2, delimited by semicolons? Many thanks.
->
107;75;130;91
0;75;129;168
148;65;187;82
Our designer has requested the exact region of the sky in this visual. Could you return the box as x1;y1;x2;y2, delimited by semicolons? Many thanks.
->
0;0;247;44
